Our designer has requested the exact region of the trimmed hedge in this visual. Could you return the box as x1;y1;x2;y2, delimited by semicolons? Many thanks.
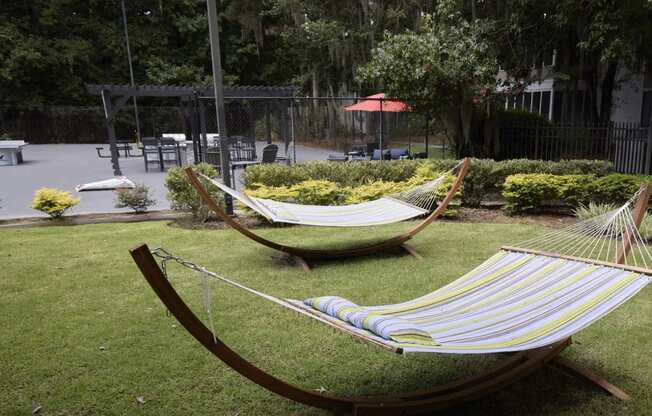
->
243;158;614;206
503;173;650;214
246;165;459;215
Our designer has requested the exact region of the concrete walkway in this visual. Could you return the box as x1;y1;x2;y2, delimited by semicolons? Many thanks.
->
0;143;334;219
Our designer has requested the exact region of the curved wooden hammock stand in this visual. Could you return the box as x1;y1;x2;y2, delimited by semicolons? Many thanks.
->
184;158;471;270
131;244;569;415
129;184;649;414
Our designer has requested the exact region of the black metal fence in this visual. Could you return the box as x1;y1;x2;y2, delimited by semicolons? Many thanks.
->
215;96;451;159
0;105;185;144
0;97;452;160
498;121;652;174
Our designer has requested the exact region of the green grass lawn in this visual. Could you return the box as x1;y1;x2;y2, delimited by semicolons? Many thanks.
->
2;220;651;415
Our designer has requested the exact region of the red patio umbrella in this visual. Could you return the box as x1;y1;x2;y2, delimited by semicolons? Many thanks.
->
344;93;410;113
344;93;410;157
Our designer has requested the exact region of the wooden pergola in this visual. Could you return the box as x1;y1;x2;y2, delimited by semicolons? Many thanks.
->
86;83;297;176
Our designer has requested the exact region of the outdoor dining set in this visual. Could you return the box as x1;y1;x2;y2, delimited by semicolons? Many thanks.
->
95;134;287;176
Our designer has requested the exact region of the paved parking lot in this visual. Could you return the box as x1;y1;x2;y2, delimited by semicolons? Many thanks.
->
0;143;333;219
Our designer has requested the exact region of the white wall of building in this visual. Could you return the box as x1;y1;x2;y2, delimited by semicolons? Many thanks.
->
611;66;644;123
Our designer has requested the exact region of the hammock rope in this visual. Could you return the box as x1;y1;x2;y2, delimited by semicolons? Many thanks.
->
513;189;652;268
388;160;463;211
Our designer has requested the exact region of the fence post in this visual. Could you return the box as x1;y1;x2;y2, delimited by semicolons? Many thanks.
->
534;121;540;159
379;98;384;159
645;124;652;174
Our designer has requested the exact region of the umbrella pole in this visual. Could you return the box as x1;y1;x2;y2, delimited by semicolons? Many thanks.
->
425;112;430;159
379;98;383;160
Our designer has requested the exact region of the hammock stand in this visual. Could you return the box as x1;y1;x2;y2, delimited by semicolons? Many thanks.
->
129;183;650;414
184;158;471;271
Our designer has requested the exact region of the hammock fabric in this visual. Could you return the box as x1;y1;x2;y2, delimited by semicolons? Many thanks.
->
205;176;428;227
293;248;650;354
201;171;447;227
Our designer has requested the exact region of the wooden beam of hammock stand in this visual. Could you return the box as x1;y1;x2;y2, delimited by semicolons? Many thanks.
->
184;158;470;270
129;243;570;415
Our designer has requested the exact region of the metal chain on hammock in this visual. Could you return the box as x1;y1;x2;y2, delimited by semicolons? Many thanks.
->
152;248;217;341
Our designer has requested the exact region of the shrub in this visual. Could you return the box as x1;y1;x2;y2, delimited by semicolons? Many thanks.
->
591;174;647;204
31;188;80;218
291;180;351;205
573;202;618;221
574;202;652;241
115;184;156;213
346;181;405;204
165;163;222;221
246;183;298;201
497;108;552;126
243;160;423;188
244;170;458;215
243;158;613;207
503;173;649;214
503;174;568;214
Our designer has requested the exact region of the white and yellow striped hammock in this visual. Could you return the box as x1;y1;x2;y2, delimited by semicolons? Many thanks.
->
199;164;457;227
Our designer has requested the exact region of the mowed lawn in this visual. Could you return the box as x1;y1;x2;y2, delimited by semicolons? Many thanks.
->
1;220;651;415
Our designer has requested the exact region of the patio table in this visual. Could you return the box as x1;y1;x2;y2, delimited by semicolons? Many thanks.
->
0;140;26;166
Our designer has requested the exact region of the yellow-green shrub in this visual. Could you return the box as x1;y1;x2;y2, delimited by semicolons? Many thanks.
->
31;188;80;218
345;181;405;204
246;183;298;201
243;173;460;218
291;180;350;205
503;173;648;214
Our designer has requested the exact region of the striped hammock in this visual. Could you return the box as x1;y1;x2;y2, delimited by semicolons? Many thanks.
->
152;187;651;355
198;162;461;227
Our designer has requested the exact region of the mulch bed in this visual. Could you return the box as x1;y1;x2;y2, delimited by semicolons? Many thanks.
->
1;207;576;230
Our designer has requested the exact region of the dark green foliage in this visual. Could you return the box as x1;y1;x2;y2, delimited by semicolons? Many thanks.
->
591;174;647;205
503;173;650;214
115;184;156;213
496;109;552;126
244;159;614;207
165;163;222;221
243;160;425;188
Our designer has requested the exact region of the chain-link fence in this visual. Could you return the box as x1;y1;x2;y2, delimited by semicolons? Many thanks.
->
0;105;188;144
1;97;453;159
212;96;452;161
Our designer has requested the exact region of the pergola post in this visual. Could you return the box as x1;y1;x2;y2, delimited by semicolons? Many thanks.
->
197;98;208;162
188;96;201;164
207;0;233;214
265;101;272;144
101;89;122;176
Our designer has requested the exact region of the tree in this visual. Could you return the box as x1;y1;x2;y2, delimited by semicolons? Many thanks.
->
461;0;652;123
357;13;497;156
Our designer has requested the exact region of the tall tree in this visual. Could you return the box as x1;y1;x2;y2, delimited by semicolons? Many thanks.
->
357;12;497;156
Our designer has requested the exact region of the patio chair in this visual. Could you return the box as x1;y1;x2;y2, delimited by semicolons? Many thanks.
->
204;146;222;173
261;144;279;164
389;148;411;160
160;138;183;168
142;138;163;172
371;149;391;160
